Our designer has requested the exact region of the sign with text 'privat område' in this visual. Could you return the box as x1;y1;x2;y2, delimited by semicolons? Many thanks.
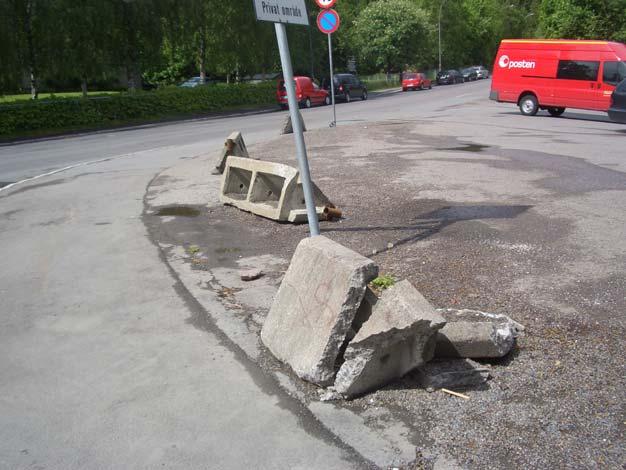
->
253;0;309;26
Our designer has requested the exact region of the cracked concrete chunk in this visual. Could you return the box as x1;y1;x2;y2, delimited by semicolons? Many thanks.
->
437;307;525;337
261;236;378;386
334;280;446;397
281;111;306;135
435;321;515;358
213;131;249;175
416;358;490;389
239;268;263;281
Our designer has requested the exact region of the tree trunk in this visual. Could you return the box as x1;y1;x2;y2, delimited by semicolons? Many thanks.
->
24;0;38;99
81;75;88;98
199;36;206;84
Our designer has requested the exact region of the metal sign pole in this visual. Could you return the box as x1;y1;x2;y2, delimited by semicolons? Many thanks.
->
274;22;320;237
328;33;336;127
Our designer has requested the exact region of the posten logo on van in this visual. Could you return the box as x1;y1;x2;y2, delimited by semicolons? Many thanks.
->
498;55;536;69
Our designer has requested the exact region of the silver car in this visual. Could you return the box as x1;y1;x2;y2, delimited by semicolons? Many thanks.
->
473;66;489;79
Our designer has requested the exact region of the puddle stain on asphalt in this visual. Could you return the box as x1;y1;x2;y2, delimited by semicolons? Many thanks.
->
155;206;201;217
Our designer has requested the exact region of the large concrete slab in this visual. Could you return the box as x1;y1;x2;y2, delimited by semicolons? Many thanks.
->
334;280;446;397
261;236;378;386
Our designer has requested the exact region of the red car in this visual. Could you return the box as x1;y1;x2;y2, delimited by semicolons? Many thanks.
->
277;76;331;109
402;72;432;91
491;39;626;116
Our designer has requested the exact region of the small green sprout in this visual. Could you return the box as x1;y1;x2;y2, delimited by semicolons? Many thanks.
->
370;274;396;291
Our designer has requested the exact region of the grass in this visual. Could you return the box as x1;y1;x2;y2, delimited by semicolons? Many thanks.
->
0;91;121;103
370;274;396;290
364;79;400;91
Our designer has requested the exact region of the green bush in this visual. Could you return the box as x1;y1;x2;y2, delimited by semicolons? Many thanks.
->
0;82;276;137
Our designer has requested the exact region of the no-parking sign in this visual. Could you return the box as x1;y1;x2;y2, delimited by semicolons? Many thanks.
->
317;9;340;34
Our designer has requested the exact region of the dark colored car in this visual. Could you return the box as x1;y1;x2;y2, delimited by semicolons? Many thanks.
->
461;67;478;82
323;73;368;102
437;69;463;85
608;78;626;123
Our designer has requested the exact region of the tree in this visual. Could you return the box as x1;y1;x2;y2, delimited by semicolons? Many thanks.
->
538;0;626;43
349;0;435;73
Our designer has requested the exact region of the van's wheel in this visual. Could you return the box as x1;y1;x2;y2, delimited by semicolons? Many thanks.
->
345;92;351;103
548;107;565;117
362;90;368;100
519;94;539;116
428;83;432;89
324;95;330;106
304;97;312;108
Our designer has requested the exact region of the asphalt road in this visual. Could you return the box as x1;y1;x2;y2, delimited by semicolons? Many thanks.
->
0;82;492;185
1;79;624;469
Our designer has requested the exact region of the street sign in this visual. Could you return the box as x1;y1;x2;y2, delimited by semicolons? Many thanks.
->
315;0;336;9
253;0;309;26
317;9;340;34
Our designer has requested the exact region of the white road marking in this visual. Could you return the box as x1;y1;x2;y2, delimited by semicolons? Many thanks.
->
0;145;178;195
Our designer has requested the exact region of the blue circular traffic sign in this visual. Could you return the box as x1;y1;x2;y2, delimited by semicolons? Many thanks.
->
317;9;340;34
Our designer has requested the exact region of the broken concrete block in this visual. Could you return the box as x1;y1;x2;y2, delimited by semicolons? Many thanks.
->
239;269;263;281
435;322;515;358
281;111;306;135
220;156;331;223
415;358;490;390
333;280;446;397
437;308;525;337
212;131;250;175
261;236;378;386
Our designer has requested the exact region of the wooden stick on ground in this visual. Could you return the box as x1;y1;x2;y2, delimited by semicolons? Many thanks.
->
441;388;470;400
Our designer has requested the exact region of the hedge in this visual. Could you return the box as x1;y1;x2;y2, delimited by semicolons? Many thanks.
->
0;82;276;137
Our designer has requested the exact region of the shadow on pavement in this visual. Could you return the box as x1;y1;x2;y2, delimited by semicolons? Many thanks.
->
499;111;612;124
321;204;532;256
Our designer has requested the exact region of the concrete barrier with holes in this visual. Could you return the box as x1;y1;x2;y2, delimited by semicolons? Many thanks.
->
219;157;331;223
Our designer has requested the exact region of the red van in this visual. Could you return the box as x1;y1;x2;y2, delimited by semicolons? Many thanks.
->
490;39;626;116
277;76;330;109
402;72;432;91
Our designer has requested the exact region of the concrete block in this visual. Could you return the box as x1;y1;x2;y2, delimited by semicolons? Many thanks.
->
415;358;490;390
435;322;515;358
213;131;250;175
334;280;446;397
281;111;307;135
220;156;331;223
261;236;378;386
437;308;525;337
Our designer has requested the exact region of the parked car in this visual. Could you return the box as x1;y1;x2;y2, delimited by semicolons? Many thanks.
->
461;67;478;82
436;69;463;85
178;76;216;88
402;72;432;91
276;76;330;109
473;65;489;79
490;39;626;116
608;78;626;123
323;73;368;102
